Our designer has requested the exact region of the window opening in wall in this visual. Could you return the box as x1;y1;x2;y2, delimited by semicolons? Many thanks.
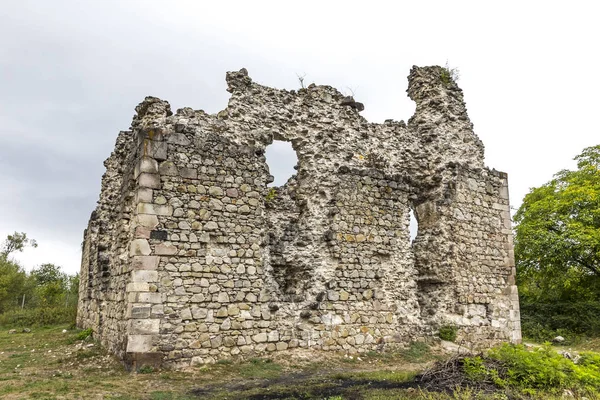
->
409;209;418;242
265;140;298;187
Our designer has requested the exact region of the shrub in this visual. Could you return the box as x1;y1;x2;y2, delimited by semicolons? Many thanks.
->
0;306;76;327
520;300;600;341
462;356;489;382
265;188;277;203
488;343;600;391
76;328;93;341
138;365;154;374
440;62;460;86
438;325;458;342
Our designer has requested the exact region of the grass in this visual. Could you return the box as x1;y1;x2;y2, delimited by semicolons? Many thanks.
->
1;324;599;399
237;357;283;379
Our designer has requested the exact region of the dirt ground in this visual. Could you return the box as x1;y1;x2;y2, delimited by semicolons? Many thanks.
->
0;325;443;399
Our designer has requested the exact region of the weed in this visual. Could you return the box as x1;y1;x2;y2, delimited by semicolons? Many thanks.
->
439;325;458;342
238;358;282;379
138;365;154;374
462;356;488;381
265;187;277;203
485;343;600;392
76;328;93;341
440;62;460;86
401;341;431;363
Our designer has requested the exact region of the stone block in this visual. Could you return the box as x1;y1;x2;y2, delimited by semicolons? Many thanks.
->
134;226;152;239
327;290;339;301
158;161;178;176
132;256;159;270
252;332;267;343
126;335;154;353
180;308;192;320
155;243;178;255
138;173;161;189
135;214;159;229
150;230;168;240
135;157;159;178
137;292;162;303
129;239;151;256
128;319;160;335
140;140;167;160
180;168;197;179
132;270;158;283
208;186;223;196
127;282;150;292
128;306;152;319
267;331;279;342
135;188;153;203
204;221;218;231
166;132;191;146
137;203;173;216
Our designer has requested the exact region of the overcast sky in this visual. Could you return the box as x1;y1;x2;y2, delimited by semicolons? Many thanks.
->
1;1;598;274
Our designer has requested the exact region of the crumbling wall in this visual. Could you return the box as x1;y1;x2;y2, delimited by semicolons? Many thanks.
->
77;130;137;358
78;65;521;369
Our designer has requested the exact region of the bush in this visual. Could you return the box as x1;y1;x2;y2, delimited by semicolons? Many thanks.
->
0;306;77;327
419;344;600;396
520;300;600;341
76;328;93;341
488;343;600;391
138;365;154;374
438;325;458;342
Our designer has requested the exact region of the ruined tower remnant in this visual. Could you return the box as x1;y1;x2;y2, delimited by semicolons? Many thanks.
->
77;66;521;369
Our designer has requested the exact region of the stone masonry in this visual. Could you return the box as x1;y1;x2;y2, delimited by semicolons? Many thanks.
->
77;66;521;370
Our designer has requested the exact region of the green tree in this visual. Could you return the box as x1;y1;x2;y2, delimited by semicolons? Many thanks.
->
0;258;27;313
30;263;68;307
31;263;66;286
514;145;600;302
1;231;37;259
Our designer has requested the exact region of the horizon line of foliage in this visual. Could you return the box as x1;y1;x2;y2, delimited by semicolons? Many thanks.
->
514;144;600;340
0;232;78;327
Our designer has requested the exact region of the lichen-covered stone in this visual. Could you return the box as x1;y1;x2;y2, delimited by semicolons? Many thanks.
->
77;66;521;370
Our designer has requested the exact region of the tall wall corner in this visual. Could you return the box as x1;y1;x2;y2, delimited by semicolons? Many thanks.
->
123;127;170;368
496;173;521;344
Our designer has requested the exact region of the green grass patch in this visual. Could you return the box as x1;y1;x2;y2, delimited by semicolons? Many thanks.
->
75;327;93;341
439;325;458;342
401;341;432;363
237;357;283;379
0;306;76;327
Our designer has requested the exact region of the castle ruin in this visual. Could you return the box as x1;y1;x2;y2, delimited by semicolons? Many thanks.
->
77;66;521;369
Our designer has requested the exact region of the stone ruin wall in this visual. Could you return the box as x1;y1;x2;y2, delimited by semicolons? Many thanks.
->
77;66;521;369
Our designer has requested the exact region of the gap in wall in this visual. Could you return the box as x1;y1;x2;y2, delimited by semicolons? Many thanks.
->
409;209;418;242
265;140;298;187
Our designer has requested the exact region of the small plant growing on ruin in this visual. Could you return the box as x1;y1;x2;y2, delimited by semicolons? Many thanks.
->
265;187;277;203
439;324;458;342
296;72;306;89
138;365;154;374
440;61;460;86
76;328;93;341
